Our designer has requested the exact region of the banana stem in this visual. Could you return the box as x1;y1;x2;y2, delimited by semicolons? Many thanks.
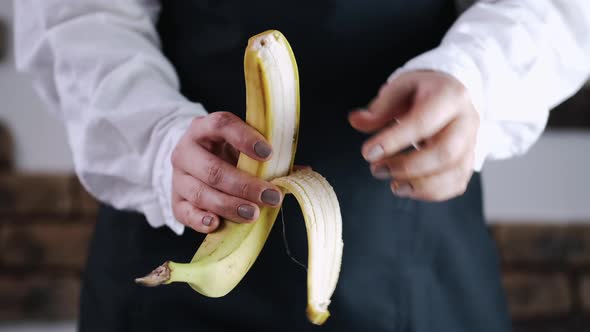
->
135;261;171;287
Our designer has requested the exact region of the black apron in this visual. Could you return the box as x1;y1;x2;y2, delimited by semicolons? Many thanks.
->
79;1;512;331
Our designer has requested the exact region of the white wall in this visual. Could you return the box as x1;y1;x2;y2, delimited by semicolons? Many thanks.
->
482;131;590;222
0;1;73;173
1;1;589;222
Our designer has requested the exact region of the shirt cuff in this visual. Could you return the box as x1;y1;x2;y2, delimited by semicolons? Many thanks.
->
387;45;490;172
148;102;207;235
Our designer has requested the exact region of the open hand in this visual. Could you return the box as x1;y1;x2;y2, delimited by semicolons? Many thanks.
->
349;71;479;201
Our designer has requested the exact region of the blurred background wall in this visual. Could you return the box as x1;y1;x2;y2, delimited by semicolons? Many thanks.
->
1;1;590;331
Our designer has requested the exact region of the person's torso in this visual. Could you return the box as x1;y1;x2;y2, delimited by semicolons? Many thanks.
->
142;2;510;331
156;0;457;163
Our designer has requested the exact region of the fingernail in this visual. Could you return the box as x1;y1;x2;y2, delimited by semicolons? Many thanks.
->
254;141;272;159
366;145;384;162
372;166;391;180
261;189;281;205
202;216;213;226
393;182;413;197
238;204;256;220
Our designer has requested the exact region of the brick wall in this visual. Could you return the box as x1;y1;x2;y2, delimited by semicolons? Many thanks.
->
1;124;589;331
0;192;97;320
0;175;97;321
493;224;590;331
0;123;98;321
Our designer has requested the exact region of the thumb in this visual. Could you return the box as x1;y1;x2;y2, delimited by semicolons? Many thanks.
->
348;76;416;133
348;109;386;133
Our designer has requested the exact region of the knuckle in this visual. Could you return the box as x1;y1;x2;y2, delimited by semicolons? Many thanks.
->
189;183;205;206
209;112;236;130
237;181;250;199
206;161;224;186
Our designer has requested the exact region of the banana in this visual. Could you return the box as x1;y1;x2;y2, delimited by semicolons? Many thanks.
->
136;30;343;325
271;169;343;325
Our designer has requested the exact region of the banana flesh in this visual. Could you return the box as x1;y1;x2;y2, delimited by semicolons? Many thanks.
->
136;30;343;325
272;169;343;325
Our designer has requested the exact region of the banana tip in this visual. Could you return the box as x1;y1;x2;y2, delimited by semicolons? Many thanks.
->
135;261;171;287
306;304;330;326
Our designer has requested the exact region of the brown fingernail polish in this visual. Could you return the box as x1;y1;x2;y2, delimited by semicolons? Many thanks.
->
238;204;256;220
372;166;391;180
261;189;281;205
366;145;384;162
202;216;213;226
254;141;272;158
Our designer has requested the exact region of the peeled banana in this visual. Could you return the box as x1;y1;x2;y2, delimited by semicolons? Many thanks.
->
136;30;343;325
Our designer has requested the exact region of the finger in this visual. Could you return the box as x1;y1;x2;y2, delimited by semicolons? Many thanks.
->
172;194;220;233
190;112;273;161
389;151;474;201
172;143;282;207
372;114;475;180
348;109;398;134
213;142;239;165
173;171;260;223
361;89;459;163
223;142;240;164
348;78;415;133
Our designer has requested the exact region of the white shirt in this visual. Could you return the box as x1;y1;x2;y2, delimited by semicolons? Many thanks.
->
13;0;590;235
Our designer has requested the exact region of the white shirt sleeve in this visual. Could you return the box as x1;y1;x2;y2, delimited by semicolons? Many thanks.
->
13;0;207;235
390;0;590;171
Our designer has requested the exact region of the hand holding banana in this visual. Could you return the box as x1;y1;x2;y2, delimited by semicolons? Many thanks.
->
170;112;283;234
138;31;343;326
349;70;479;201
